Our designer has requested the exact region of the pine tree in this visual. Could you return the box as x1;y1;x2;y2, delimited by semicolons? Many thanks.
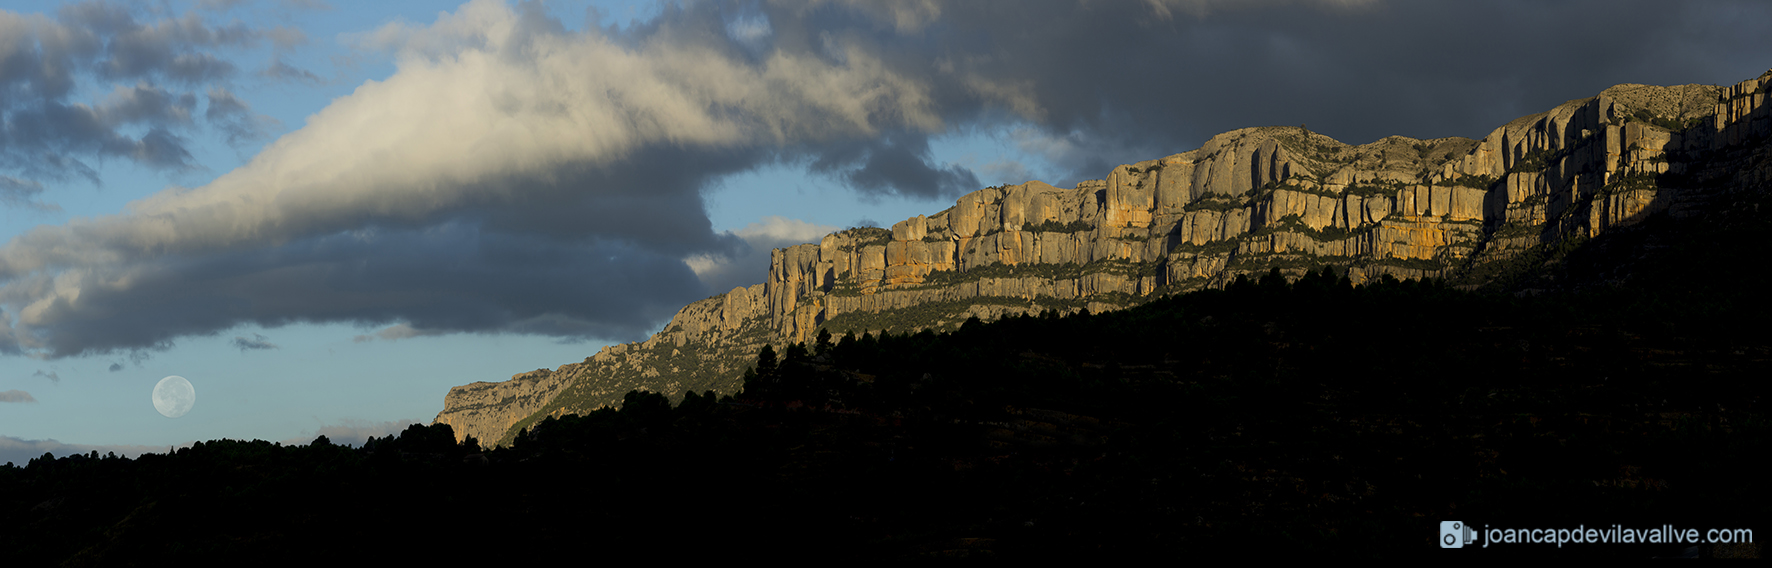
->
816;328;834;355
756;344;778;378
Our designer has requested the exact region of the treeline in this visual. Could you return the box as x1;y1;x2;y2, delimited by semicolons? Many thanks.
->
3;267;1766;561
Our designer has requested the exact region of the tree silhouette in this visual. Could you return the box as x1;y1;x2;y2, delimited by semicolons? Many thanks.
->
816;328;834;356
756;344;779;378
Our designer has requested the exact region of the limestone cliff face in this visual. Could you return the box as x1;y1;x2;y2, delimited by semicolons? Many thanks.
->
433;284;775;447
433;370;570;447
436;70;1772;446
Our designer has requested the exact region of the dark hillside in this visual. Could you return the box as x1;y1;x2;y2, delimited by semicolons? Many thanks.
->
5;269;1764;561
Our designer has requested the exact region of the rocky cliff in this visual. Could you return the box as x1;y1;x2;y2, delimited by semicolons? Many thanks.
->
436;70;1772;447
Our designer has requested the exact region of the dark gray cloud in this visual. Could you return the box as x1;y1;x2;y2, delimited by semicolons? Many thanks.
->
2;0;1768;359
31;369;58;382
0;175;60;212
0;389;35;403
96;83;197;126
61;6;254;84
0;96;196;182
352;323;444;343
808;132;982;200
0;2;287;198
749;0;1772;184
5;219;710;357
260;56;322;84
608;0;1772;190
230;332;278;352
107;362;122;372
203;86;279;145
127;350;154;366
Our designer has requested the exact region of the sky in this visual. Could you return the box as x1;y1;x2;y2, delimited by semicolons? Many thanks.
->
1;0;1768;464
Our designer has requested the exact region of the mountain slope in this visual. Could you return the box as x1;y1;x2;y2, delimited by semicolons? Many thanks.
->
435;69;1772;447
13;271;1765;562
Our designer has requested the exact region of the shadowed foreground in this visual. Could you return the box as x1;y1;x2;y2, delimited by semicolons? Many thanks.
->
3;264;1765;562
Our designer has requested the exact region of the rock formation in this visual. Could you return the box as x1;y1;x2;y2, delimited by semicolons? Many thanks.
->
437;69;1772;447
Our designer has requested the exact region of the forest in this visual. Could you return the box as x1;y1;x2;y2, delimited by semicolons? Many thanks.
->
3;262;1764;561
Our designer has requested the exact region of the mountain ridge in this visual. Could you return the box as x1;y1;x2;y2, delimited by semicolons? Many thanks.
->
435;69;1772;447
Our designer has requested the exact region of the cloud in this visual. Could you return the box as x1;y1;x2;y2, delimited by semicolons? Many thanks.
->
1139;0;1379;20
127;349;155;366
108;362;122;371
778;0;1772;183
809;133;981;200
279;418;422;447
0;0;939;357
0;435;181;466
685;216;839;293
0;389;35;403
204;86;280;145
95;82;198;127
797;0;945;33
352;323;446;343
0;176;61;212
59;5;254;84
31;369;58;382
724;12;771;46
259;56;323;84
372;323;435;341
5;221;718;356
0;2;295;195
3;0;1770;359
953;0;1766;176
229;332;278;352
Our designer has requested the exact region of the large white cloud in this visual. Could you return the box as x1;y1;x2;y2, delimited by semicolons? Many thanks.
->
3;0;939;278
3;0;1768;359
0;0;953;357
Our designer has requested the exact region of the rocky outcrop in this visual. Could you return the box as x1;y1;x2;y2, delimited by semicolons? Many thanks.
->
437;69;1772;447
433;369;570;447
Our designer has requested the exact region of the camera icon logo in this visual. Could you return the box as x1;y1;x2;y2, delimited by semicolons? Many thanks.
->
1440;521;1476;548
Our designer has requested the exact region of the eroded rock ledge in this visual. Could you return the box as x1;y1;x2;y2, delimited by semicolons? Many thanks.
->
438;71;1772;447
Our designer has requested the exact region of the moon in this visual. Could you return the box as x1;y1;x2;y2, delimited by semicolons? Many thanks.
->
152;375;195;418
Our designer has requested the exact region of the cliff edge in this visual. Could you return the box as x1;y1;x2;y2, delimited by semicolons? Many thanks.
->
437;69;1772;447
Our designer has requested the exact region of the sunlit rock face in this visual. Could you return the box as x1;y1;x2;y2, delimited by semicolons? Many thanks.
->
438;70;1772;447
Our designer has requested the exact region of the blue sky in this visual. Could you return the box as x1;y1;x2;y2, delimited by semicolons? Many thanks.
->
2;0;1768;462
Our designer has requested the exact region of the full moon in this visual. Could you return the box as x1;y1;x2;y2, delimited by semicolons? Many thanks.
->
152;375;195;418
